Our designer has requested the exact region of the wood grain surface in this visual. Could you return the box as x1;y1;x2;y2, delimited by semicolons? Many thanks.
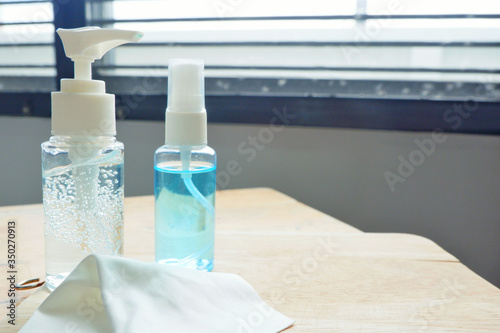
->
1;188;499;332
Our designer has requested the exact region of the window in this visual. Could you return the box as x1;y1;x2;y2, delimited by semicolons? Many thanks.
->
1;0;500;133
0;0;55;92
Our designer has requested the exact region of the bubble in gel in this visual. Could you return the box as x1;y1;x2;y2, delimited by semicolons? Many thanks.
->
43;164;124;257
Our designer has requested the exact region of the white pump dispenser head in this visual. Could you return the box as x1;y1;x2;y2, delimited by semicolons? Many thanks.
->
165;59;207;147
51;27;143;136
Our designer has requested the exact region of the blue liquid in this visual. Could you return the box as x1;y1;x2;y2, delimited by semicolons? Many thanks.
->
154;162;216;271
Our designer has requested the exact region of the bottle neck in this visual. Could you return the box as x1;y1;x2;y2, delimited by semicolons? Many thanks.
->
50;135;116;146
165;143;206;151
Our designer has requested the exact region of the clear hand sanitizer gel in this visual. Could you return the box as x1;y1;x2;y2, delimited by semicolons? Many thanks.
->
155;59;216;271
42;27;143;290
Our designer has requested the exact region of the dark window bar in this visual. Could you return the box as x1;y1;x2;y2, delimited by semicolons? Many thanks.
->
95;65;500;74
117;42;500;47
100;76;500;100
2;92;499;135
0;21;53;26
0;0;50;4
0;43;53;47
87;14;500;24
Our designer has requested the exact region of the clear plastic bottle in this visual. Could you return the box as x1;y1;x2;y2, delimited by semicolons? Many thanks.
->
155;59;216;271
42;136;124;290
155;145;216;271
42;27;142;290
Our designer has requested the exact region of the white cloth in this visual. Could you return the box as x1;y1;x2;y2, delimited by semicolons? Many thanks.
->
20;255;294;333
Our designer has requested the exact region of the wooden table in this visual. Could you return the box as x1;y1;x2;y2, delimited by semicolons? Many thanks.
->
1;188;500;332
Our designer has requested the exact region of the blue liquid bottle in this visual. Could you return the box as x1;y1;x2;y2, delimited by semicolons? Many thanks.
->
155;59;216;271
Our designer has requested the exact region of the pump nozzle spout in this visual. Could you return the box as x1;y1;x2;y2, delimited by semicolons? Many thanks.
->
57;27;143;80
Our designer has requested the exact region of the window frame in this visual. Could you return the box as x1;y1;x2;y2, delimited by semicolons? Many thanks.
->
0;0;499;135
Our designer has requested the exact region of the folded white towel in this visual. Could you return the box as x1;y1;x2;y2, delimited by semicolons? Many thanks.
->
20;254;294;333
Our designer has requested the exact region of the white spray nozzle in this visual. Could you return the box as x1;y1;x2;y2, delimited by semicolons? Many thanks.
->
168;59;205;112
165;59;207;147
57;27;143;80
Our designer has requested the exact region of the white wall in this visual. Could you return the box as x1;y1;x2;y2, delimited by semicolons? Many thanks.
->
1;116;499;287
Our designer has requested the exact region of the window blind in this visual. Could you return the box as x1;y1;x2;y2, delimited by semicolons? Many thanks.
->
0;0;56;92
86;0;500;101
1;0;499;133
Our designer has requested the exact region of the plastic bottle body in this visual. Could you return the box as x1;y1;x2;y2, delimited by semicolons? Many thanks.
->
154;145;216;271
42;135;124;290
